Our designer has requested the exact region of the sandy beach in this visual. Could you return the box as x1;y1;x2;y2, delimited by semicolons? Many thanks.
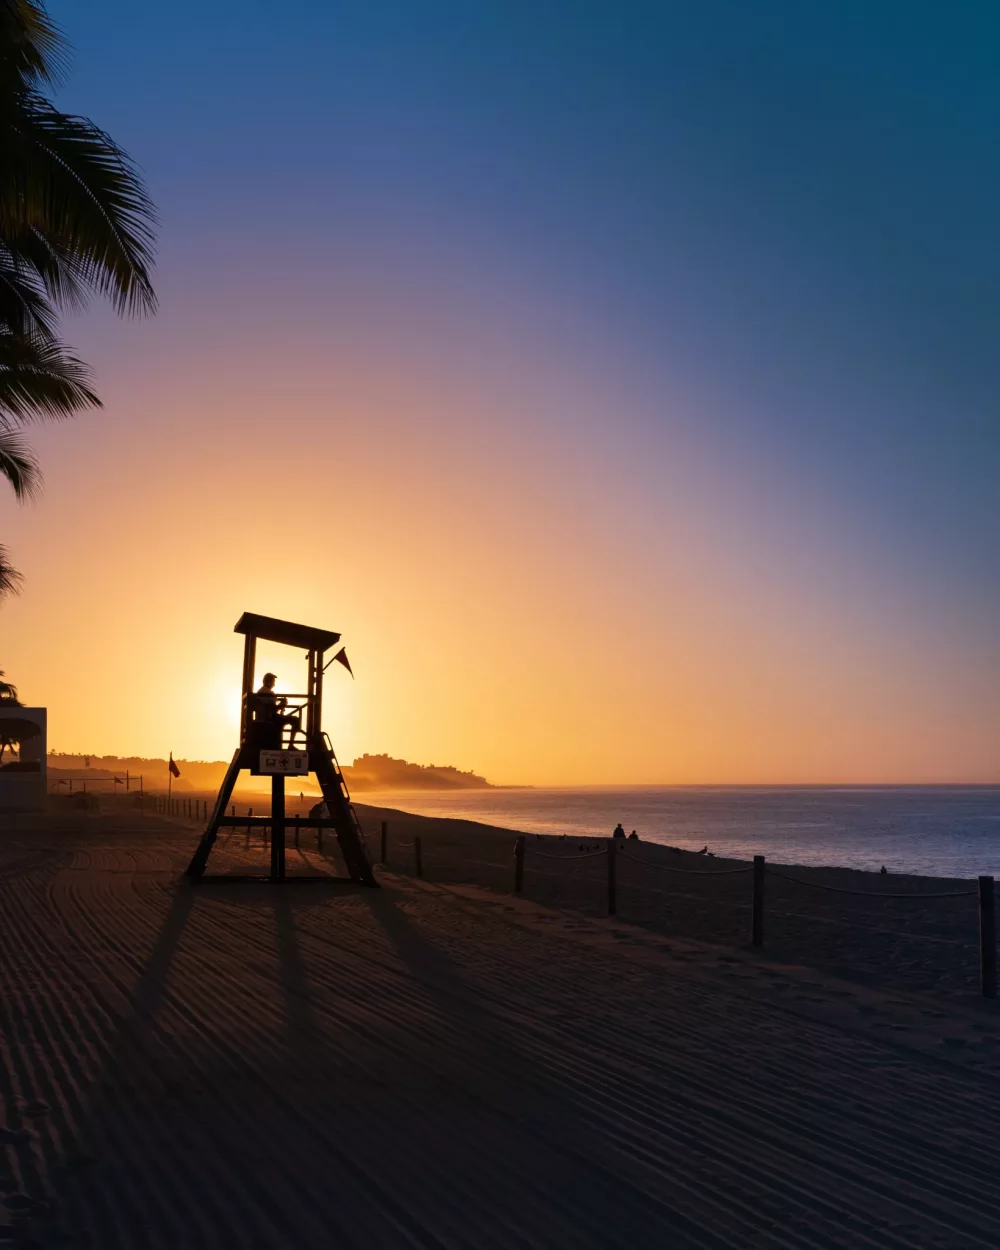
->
351;801;990;1002
0;803;998;1247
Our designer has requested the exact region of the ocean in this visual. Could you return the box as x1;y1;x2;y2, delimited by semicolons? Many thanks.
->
359;785;1000;880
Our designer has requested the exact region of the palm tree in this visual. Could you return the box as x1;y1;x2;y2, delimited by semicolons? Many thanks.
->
0;547;19;597
0;0;156;591
0;668;21;702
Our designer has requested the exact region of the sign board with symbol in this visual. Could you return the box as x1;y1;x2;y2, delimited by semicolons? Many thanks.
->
259;750;309;776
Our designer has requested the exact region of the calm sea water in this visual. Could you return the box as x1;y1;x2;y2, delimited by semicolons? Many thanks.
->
360;786;1000;880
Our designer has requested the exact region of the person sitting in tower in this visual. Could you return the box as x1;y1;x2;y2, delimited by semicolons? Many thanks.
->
255;673;301;745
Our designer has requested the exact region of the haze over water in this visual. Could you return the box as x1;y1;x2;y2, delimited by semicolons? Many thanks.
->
365;787;1000;880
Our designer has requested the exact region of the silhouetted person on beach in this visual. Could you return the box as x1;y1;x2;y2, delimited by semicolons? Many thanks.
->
613;823;625;839
628;830;639;840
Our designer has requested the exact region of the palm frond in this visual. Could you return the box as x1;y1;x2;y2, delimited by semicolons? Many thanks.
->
0;429;39;498
0;1;68;93
0;669;21;703
0;93;157;316
0;224;91;311
0;329;100;423
0;241;59;335
0;544;23;598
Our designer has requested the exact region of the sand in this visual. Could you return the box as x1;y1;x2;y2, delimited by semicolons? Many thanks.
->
2;804;1000;1246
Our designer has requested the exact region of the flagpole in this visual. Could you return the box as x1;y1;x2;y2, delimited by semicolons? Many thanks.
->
168;753;173;804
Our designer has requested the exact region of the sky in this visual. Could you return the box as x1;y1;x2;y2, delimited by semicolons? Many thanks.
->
2;0;998;784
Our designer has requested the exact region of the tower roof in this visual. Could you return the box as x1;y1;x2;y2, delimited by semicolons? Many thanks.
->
233;612;341;652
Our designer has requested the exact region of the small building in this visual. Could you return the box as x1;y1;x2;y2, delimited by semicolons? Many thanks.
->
0;706;47;810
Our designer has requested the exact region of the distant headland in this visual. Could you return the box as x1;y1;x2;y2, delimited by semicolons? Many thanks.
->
345;753;497;790
46;751;520;792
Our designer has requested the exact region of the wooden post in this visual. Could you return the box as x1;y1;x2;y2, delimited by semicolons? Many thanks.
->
607;838;617;916
380;820;388;865
246;807;253;850
294;815;300;848
514;835;525;894
979;876;996;999
414;836;423;879
752;856;765;948
270;774;285;882
231;803;236;818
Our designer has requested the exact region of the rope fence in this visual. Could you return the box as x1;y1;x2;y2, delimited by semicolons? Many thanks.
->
534;849;609;860
763;867;977;900
618;850;753;878
377;825;998;1000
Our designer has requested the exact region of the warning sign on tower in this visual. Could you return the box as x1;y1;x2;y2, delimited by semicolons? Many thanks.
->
259;750;309;775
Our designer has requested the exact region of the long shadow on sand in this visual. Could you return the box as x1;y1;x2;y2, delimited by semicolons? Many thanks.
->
9;878;199;1245
270;886;327;1055
358;884;703;1247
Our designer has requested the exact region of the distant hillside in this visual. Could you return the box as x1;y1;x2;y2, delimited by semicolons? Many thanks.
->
47;751;500;792
345;754;493;791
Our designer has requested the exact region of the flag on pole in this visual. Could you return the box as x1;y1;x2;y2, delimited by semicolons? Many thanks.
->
168;753;181;778
332;647;354;678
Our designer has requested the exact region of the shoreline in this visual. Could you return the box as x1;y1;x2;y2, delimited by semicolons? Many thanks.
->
351;799;988;1002
353;798;978;887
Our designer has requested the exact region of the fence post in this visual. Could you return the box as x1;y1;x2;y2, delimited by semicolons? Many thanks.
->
752;856;765;948
294;815;300;848
414;836;423;879
979;876;996;999
381;820;388;866
246;808;253;850
514;835;525;894
607;838;617;916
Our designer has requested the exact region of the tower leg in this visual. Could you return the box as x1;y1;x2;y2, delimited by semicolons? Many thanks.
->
185;749;243;879
311;735;377;886
271;773;286;882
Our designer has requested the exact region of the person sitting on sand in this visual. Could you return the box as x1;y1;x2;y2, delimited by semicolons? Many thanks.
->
628;830;639;840
613;823;626;839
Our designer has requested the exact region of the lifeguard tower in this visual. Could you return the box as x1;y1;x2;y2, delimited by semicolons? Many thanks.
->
185;612;377;886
